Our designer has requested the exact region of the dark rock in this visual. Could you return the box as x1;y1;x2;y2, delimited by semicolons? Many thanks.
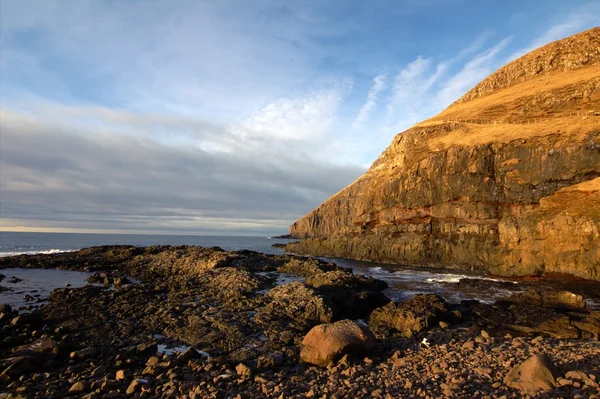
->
0;356;36;380
70;347;98;360
12;337;66;358
306;270;389;320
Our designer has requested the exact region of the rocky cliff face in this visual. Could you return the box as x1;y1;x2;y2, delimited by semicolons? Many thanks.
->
288;27;600;280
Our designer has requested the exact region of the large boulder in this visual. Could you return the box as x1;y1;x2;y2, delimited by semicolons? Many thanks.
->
300;320;376;366
369;294;449;337
263;282;335;324
504;353;560;393
306;270;389;319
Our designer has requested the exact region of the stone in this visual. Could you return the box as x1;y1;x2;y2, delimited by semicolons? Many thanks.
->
91;365;107;377
300;320;376;366
136;342;158;356
116;369;132;381
12;338;65;358
70;347;98;360
369;294;449;337
504;353;560;393
126;379;147;395
69;381;90;393
236;363;251;376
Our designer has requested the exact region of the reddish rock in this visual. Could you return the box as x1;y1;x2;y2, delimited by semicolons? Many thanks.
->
504;353;560;393
300;320;376;366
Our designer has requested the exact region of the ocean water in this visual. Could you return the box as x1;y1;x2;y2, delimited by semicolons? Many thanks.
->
0;231;290;257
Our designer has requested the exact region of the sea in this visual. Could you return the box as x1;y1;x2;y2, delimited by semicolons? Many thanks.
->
1;231;598;310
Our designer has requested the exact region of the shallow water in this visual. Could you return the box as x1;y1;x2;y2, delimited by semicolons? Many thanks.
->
0;268;94;311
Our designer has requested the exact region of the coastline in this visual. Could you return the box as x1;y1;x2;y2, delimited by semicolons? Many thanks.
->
1;245;599;397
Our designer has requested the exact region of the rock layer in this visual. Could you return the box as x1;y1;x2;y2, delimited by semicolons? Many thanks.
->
288;27;600;280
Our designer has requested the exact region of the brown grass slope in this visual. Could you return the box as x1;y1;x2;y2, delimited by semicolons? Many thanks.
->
288;27;600;280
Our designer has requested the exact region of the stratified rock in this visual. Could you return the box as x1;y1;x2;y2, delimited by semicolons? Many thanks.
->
300;320;376;366
369;294;449;337
504;353;560;393
287;27;600;281
263;282;335;324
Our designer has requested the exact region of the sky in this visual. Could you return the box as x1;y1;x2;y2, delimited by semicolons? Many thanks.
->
1;0;599;236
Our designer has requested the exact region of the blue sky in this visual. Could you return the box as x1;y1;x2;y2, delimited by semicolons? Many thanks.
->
1;0;599;235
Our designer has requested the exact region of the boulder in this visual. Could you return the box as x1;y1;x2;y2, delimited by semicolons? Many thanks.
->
369;294;449;337
70;347;98;360
504;353;560;393
12;338;65;358
264;282;335;323
506;289;586;309
300;319;376;366
306;270;389;319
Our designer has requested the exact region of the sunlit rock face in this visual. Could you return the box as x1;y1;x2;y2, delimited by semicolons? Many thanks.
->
288;27;600;281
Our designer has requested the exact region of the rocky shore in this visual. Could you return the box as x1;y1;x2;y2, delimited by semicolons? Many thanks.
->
0;245;599;398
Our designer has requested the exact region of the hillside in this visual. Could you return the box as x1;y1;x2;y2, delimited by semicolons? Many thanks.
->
288;27;600;280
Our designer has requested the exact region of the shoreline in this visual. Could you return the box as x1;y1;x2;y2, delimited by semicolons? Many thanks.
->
1;245;599;397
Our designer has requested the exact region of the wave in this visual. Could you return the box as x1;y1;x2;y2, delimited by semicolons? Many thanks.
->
0;248;76;258
425;275;516;284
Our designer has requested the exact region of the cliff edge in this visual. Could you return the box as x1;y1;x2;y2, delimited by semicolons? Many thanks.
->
288;27;600;280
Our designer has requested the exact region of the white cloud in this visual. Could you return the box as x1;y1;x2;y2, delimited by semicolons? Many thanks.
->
241;87;346;142
353;72;387;129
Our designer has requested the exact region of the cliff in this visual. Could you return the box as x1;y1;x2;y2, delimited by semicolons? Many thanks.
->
288;27;600;280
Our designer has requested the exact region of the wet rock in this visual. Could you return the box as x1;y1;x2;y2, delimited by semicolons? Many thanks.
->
5;276;23;284
504;353;560;393
263;282;335;324
300;320;376;366
369;294;449;337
